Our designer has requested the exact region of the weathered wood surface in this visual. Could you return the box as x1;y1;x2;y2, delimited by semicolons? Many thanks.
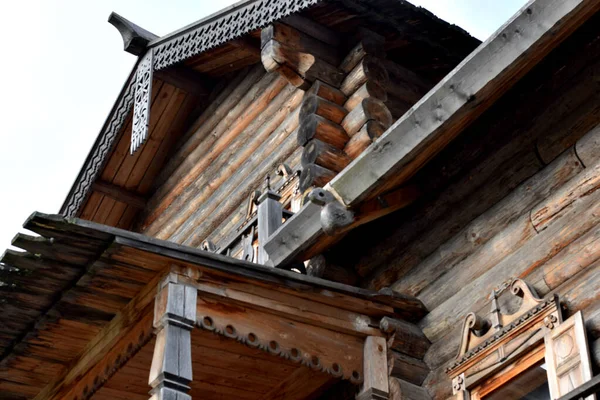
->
298;114;349;149
306;80;347;106
328;0;600;207
261;22;341;67
341;97;393;137
345;121;386;159
350;12;600;287
391;145;583;302
300;163;337;192
340;56;389;97
262;39;344;88
300;95;348;125
302;139;352;172
344;81;388;112
339;30;385;74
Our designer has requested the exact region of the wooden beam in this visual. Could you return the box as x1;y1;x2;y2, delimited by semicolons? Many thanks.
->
153;66;211;97
327;0;600;207
265;185;420;267
92;180;147;209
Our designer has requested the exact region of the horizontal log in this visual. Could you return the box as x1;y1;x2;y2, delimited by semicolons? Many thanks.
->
152;66;263;200
575;123;600;167
339;30;386;74
262;39;345;88
144;76;294;238
305;80;347;106
420;185;600;343
394;146;583;303
340;56;389;96
540;222;600;290
299;163;336;192
344;80;388;111
344;121;386;159
390;352;429;386
261;22;340;66
531;160;600;232
171;113;302;245
380;317;431;359
362;147;542;286
91;181;147;209
300;95;348;124
302;139;351;172
341;97;393;137
298;114;349;149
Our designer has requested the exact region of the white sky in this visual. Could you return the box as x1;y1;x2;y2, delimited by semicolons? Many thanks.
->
0;0;528;250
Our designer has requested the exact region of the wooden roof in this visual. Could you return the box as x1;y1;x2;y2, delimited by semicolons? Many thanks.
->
0;212;425;400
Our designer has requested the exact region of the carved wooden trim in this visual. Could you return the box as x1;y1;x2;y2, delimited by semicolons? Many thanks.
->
447;279;560;376
195;296;364;383
131;49;153;154
151;0;322;71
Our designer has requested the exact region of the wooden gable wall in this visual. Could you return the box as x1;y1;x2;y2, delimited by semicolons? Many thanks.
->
323;12;600;398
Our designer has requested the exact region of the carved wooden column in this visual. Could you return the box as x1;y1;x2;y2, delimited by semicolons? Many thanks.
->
149;279;197;400
357;336;389;400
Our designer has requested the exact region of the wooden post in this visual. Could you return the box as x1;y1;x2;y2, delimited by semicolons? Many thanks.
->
357;336;389;400
149;279;197;400
257;187;283;265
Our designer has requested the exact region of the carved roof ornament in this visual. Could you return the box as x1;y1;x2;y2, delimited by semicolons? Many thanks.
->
108;13;158;56
447;278;560;374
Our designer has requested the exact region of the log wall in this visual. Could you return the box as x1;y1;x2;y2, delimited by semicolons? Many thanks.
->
135;21;435;255
334;16;600;399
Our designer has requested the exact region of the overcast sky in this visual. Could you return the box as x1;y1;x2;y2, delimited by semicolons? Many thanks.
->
0;0;528;250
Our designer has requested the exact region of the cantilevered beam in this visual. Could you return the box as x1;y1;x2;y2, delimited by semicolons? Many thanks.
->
108;12;158;56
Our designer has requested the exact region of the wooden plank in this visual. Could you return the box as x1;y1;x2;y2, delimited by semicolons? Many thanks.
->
328;0;600;207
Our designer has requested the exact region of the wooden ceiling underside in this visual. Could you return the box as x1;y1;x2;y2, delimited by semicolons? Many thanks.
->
0;213;422;400
92;330;336;400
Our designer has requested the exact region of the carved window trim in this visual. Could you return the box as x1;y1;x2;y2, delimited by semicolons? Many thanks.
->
447;279;596;400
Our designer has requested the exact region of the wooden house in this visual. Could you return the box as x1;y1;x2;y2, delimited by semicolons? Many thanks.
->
2;0;600;399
